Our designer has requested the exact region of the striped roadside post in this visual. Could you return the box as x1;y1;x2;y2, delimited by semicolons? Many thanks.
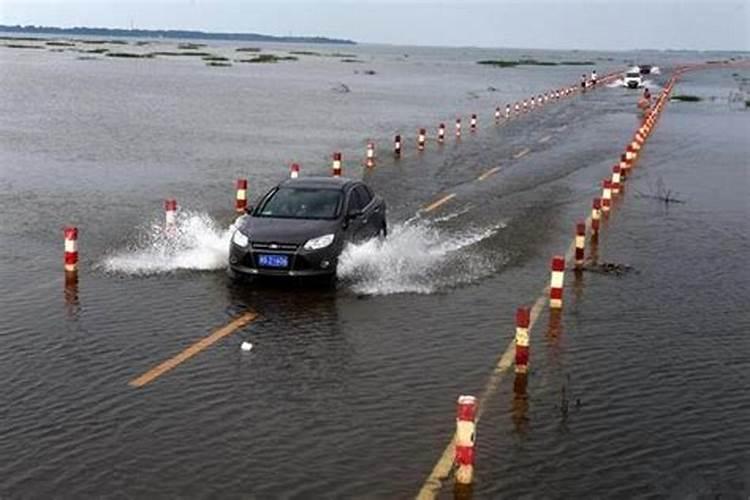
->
455;395;477;486
549;255;565;309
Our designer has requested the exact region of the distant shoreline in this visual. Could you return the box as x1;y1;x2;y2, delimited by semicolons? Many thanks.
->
0;24;356;45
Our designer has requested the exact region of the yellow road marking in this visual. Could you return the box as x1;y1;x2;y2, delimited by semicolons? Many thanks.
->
538;135;552;144
513;147;530;159
129;311;258;388
423;193;456;213
477;166;501;181
417;212;596;499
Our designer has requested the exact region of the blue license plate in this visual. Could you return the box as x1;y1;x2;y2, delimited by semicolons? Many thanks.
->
258;254;289;268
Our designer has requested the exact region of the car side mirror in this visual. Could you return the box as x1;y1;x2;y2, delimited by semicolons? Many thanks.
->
244;205;254;215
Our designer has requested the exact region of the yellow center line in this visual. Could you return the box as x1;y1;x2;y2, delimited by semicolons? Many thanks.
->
129;311;258;388
513;147;530;159
422;193;456;213
416;212;596;499
477;166;501;181
538;135;552;144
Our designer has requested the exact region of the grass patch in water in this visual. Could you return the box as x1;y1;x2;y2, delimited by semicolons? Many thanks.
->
478;59;594;68
106;52;154;58
236;47;261;52
148;51;211;57
340;58;363;63
178;42;206;50
45;40;75;47
671;94;702;102
79;47;109;54
0;36;47;42
206;61;232;67
559;60;595;65
289;50;321;56
202;55;229;61
4;43;45;49
235;54;298;63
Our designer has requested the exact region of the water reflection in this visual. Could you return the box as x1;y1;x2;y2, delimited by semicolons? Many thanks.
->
511;372;530;435
64;272;79;319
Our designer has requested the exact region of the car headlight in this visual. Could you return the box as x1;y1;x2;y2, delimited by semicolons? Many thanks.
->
303;233;334;250
232;230;249;248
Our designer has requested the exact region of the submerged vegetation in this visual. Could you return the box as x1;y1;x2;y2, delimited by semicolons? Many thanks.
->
289;50;322;56
670;95;702;102
478;59;594;68
235;54;298;63
45;40;75;47
202;55;230;62
4;43;45;49
236;47;261;52
106;52;154;59
178;42;206;50
206;61;232;67
148;51;212;57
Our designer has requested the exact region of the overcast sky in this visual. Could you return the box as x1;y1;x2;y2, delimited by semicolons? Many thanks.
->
1;0;747;51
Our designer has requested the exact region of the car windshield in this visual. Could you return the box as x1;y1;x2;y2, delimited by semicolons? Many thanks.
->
626;72;640;78
256;187;343;220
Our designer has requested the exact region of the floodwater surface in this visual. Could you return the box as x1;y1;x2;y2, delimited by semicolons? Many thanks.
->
1;38;749;498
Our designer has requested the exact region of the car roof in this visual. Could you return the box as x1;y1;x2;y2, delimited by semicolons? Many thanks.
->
278;176;358;190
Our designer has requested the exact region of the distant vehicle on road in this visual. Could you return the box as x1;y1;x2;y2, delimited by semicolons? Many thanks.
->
624;67;644;88
228;176;386;279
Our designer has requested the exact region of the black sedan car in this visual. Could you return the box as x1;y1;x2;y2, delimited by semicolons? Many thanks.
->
228;176;387;278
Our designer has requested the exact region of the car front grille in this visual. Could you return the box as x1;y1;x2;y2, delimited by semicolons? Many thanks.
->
250;241;300;252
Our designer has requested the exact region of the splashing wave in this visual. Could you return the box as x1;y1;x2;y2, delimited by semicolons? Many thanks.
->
100;211;236;275
337;219;505;295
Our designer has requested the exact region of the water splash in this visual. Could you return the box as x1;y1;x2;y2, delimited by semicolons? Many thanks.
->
100;211;237;275
337;220;505;295
607;78;659;89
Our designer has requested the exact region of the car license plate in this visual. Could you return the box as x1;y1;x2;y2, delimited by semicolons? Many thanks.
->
258;254;289;268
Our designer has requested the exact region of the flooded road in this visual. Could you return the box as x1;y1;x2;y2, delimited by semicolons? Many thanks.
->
1;39;749;498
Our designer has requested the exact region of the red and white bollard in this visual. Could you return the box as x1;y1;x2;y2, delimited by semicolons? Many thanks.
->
505;104;511;119
394;135;402;156
514;102;520;114
625;144;637;163
601;180;612;213
470;114;477;131
366;141;375;168
235;179;248;213
290;163;300;178
549;255;565;309
64;226;79;274
575;222;586;269
619;153;629;178
522;99;528;112
495;107;501;123
164;198;177;227
611;165;621;195
418;128;426;151
332;152;342;177
529;97;535;110
438;123;446;143
455;118;462;138
591;198;602;235
455;395;477;486
515;307;530;374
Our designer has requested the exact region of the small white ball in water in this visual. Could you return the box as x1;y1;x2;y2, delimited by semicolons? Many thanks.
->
240;341;253;352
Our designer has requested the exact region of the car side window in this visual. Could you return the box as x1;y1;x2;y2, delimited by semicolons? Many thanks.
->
355;185;373;207
348;188;366;213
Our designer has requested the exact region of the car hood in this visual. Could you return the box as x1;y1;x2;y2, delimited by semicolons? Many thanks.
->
239;216;339;245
